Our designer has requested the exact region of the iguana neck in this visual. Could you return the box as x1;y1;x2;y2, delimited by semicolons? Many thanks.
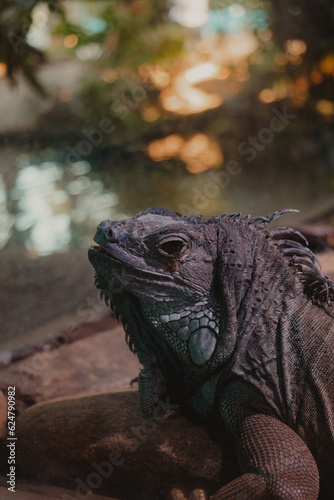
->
138;296;221;372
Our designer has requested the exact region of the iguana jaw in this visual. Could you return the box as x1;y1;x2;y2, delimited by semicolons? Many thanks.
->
88;217;214;297
89;244;164;277
88;244;185;292
88;244;206;299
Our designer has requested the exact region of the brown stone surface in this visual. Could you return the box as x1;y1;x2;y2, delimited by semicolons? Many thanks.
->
0;247;98;347
0;482;116;499
0;391;6;438
10;391;236;499
0;326;141;408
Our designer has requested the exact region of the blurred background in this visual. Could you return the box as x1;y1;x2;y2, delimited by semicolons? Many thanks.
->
0;2;334;496
0;0;334;348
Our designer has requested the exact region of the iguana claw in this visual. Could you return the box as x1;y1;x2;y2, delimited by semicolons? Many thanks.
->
168;488;207;500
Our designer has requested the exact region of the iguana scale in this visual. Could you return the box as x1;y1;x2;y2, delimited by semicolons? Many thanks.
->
88;208;334;499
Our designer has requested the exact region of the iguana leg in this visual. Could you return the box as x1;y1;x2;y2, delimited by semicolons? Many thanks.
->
211;413;319;500
138;365;181;420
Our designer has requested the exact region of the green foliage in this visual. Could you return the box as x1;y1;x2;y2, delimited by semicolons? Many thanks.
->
0;0;183;93
0;0;61;93
0;0;333;119
53;0;184;68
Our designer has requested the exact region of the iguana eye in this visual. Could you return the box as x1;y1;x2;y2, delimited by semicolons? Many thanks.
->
158;238;186;257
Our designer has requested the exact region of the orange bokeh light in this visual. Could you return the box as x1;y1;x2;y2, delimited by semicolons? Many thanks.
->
64;34;78;49
147;133;223;173
147;134;185;162
0;63;7;76
319;53;334;75
139;64;170;89
180;134;223;173
316;100;334;116
285;39;307;56
142;106;160;122
310;70;323;85
160;82;222;115
101;68;118;83
258;88;277;103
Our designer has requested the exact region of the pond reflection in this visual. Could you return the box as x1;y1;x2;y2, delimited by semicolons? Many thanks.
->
12;161;70;255
6;157;123;256
2;129;333;259
0;173;13;249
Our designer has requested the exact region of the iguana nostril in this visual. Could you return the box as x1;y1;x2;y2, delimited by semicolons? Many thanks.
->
105;227;117;242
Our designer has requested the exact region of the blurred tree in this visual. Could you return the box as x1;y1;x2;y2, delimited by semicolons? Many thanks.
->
0;0;333;126
1;1;333;94
0;0;61;93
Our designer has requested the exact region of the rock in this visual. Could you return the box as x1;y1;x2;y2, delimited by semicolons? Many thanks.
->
0;482;116;500
0;247;98;347
0;391;7;438
0;311;117;368
11;391;238;499
0;326;140;411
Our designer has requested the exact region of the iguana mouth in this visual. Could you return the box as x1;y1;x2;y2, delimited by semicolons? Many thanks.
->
93;245;108;255
90;245;126;264
89;244;176;283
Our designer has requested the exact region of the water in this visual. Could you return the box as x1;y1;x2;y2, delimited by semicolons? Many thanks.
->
1;110;334;257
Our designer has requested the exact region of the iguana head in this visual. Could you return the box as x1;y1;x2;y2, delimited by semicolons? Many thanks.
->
88;208;222;369
88;208;218;299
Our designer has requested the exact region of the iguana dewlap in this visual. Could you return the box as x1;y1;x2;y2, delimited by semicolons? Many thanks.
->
88;208;334;500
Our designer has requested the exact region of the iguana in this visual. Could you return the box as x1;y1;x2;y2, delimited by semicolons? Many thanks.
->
88;208;334;500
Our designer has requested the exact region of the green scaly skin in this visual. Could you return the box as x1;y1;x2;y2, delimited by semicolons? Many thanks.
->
88;208;334;500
